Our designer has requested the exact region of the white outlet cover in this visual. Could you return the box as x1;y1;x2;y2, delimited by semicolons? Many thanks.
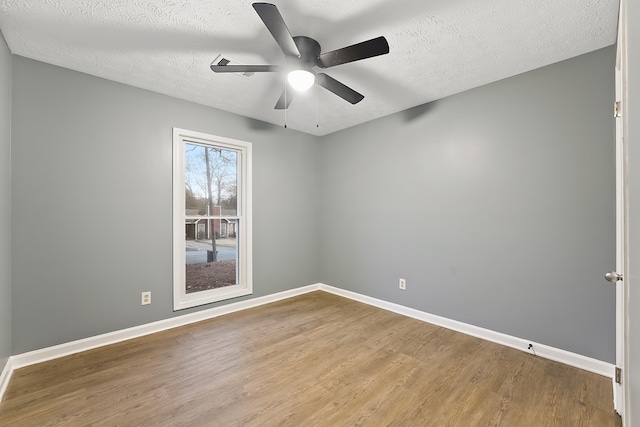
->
141;292;151;305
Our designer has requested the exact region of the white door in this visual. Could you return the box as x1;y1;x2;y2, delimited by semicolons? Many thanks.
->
611;1;627;416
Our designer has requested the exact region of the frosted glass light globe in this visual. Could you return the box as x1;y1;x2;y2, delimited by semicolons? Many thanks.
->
287;70;315;92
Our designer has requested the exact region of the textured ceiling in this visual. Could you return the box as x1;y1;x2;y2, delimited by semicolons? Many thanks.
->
0;0;619;136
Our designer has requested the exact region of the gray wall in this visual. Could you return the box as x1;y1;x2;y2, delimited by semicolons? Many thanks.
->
319;47;616;363
626;0;639;422
7;45;619;367
11;57;319;354
0;31;12;370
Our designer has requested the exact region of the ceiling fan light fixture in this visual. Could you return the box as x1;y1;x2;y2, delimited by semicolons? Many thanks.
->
287;69;315;92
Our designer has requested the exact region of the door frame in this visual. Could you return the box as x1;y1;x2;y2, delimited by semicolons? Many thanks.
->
614;0;628;419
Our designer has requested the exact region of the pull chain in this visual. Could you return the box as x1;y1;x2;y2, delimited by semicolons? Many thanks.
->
284;79;288;129
316;80;319;128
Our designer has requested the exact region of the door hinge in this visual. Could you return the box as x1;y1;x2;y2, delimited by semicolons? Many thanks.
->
615;367;622;384
615;101;622;118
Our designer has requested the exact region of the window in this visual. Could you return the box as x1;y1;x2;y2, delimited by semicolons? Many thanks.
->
173;128;252;310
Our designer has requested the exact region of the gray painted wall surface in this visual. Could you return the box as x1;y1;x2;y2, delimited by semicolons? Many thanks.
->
0;31;12;370
7;45;619;368
319;47;616;363
625;0;639;422
11;56;318;354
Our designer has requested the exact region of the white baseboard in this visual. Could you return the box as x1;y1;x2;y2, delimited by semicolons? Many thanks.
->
1;282;614;403
318;284;615;379
0;357;13;403
10;284;321;371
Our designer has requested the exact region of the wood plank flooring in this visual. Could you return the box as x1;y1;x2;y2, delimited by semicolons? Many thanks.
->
0;291;621;426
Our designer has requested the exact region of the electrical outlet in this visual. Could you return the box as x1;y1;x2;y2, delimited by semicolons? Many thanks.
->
399;278;406;290
141;291;151;305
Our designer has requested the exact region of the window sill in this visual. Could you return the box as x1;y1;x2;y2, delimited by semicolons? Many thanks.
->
174;285;252;311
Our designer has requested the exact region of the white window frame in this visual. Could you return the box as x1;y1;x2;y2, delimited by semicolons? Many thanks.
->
173;128;252;310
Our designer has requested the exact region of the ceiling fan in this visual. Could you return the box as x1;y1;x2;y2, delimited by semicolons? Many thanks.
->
210;2;390;109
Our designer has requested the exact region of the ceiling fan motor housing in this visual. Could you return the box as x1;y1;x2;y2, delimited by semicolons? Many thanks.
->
292;36;321;68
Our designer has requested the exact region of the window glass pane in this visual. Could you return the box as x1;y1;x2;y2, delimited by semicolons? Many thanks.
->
183;142;239;293
184;143;238;215
185;223;238;293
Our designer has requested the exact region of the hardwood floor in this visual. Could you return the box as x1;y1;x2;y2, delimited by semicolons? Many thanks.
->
0;291;620;426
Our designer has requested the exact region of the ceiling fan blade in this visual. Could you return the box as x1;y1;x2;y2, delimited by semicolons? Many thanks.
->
316;73;364;104
210;64;281;73
317;36;389;68
274;86;295;109
252;3;301;58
